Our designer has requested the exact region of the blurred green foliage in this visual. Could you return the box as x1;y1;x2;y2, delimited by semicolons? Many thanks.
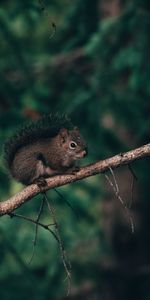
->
0;0;150;299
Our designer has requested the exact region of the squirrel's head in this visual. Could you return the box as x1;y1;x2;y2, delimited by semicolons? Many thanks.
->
59;127;87;160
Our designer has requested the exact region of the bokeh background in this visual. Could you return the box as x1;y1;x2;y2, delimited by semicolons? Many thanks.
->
0;0;150;299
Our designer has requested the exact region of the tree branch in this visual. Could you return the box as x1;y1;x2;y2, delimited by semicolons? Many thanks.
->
0;143;149;216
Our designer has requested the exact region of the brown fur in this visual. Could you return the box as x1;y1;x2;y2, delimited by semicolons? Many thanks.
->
10;128;87;185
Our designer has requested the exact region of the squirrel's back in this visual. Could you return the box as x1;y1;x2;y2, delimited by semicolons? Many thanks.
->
4;114;73;169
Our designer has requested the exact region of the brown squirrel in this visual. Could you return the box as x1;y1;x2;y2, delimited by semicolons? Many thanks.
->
4;114;87;185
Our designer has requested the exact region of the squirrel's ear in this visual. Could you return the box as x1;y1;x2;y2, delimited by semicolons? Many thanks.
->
73;126;79;132
59;128;68;143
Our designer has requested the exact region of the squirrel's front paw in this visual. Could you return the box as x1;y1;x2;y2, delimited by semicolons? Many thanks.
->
36;177;47;188
66;166;80;175
72;166;80;172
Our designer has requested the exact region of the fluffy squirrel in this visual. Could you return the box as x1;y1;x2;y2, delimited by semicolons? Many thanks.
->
4;114;87;185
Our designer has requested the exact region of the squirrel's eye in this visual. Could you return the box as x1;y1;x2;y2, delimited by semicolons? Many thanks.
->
69;141;77;149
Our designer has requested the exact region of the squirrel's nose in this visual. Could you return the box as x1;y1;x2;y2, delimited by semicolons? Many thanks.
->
83;147;88;157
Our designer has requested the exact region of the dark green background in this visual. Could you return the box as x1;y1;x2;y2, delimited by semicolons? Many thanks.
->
0;0;150;299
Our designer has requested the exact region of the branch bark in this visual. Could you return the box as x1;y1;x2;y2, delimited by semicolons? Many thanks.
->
0;143;149;216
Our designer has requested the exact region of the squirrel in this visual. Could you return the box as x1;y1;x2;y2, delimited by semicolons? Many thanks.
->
4;114;87;185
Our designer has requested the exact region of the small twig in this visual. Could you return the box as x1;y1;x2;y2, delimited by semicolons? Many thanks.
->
54;188;79;219
128;164;138;209
129;176;135;209
108;167;119;195
8;212;59;242
128;164;138;181
38;0;56;39
43;192;71;296
49;22;56;40
28;195;45;264
105;168;134;233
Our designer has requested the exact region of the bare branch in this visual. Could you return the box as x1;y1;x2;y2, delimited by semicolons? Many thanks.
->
54;188;79;219
128;164;138;209
44;192;71;296
0;143;150;216
105;170;134;233
28;195;45;264
9;212;58;242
